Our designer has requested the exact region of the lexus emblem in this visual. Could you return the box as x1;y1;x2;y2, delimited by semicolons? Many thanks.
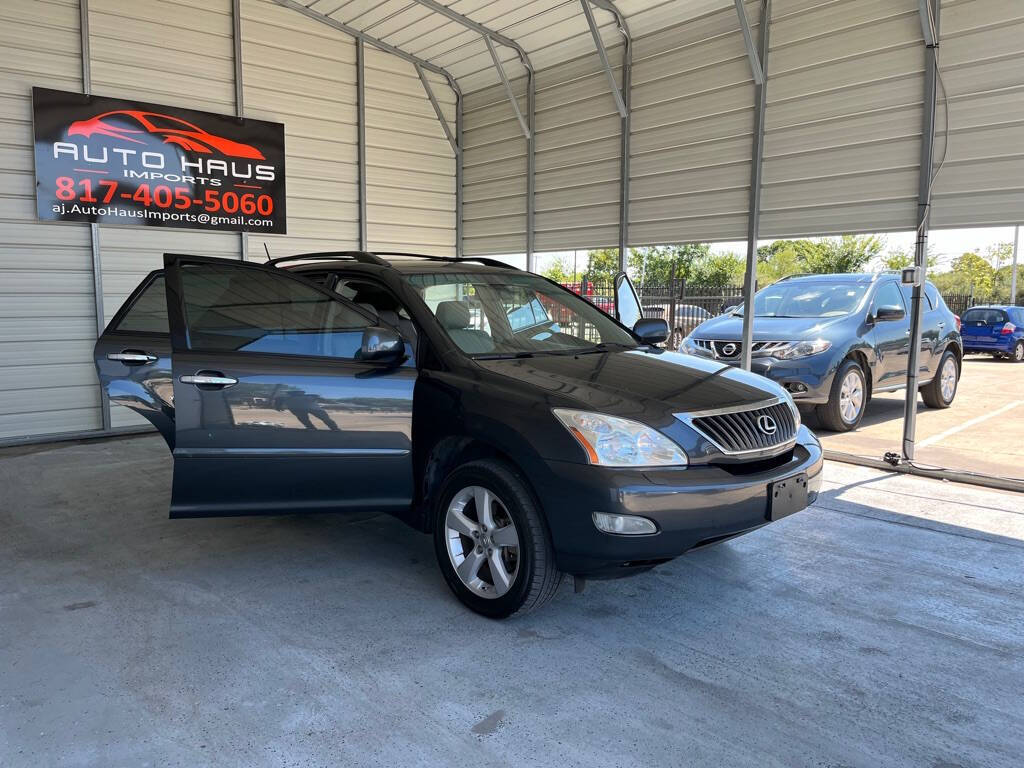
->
721;342;738;357
757;414;778;435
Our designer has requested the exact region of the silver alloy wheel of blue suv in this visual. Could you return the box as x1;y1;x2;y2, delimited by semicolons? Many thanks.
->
679;273;963;432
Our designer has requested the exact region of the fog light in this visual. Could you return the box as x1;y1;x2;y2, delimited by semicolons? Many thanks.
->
593;511;658;535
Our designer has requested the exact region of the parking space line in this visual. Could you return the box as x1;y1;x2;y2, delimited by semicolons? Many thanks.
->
917;400;1023;449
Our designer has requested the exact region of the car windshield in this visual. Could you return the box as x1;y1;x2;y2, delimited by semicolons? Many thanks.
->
406;271;638;358
734;281;869;318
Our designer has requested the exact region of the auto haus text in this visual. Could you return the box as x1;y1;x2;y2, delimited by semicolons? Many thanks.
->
50;142;277;187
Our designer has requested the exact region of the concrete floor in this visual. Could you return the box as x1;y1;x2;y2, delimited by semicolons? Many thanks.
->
816;357;1024;479
1;436;1022;768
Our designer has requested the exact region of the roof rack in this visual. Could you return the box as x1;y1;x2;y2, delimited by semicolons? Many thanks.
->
267;251;388;268
268;250;517;271
370;252;517;270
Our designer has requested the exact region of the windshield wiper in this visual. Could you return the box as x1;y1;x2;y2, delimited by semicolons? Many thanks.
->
473;351;535;360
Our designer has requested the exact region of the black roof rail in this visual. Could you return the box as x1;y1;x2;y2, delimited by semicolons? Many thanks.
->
267;251;388;268
370;252;517;270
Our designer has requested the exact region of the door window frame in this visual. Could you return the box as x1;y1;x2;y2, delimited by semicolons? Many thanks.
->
163;253;386;366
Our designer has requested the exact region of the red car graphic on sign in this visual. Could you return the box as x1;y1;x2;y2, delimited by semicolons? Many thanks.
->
67;110;265;159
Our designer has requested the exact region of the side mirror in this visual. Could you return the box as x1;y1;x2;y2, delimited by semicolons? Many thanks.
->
633;317;669;345
360;326;405;363
874;305;906;323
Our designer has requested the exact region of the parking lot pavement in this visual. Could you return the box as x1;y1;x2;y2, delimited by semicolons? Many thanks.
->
814;357;1024;479
1;436;1022;768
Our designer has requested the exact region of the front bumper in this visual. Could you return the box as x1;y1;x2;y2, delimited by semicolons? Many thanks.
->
684;347;835;404
537;428;824;576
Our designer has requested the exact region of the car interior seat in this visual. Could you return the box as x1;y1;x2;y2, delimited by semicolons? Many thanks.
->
435;301;495;354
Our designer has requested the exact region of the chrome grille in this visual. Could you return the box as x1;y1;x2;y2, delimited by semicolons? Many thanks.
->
692;340;790;359
684;399;798;456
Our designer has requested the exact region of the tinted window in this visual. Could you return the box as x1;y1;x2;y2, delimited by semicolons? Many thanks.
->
737;281;869;318
872;281;905;313
181;263;369;358
924;282;941;311
961;308;1009;326
114;275;169;334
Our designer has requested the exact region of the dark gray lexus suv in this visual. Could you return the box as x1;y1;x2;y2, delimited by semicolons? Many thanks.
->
681;273;963;431
95;252;823;617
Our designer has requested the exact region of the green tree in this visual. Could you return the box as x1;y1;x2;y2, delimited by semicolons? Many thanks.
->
629;244;710;285
689;252;745;287
797;235;884;274
880;247;913;271
950;251;997;297
540;254;573;283
581;248;620;284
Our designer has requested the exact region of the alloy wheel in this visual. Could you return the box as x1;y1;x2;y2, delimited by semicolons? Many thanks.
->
1015;342;1024;362
940;356;957;401
444;485;520;599
839;369;864;424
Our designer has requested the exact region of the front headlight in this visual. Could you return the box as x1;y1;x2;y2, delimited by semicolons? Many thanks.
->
771;338;831;359
553;409;688;467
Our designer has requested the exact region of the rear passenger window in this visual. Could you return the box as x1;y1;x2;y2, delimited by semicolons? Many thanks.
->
924;282;940;311
181;263;371;359
114;275;169;334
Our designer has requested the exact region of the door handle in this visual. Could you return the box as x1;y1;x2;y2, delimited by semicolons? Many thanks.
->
937;322;945;329
107;350;157;365
179;371;238;389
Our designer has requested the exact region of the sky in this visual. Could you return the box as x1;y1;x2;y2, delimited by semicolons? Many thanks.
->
516;225;1022;277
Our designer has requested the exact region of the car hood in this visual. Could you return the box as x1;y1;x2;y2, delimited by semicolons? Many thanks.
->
473;348;785;425
691;312;849;340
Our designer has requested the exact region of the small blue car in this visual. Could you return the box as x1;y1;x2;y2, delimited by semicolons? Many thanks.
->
960;305;1024;362
680;273;963;432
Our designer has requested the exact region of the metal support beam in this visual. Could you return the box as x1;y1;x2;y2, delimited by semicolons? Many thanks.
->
588;0;632;269
526;70;536;271
740;0;770;372
456;91;464;258
918;0;937;47
483;35;531;140
734;0;765;86
1011;224;1020;304
271;0;451;80
580;0;627;118
902;0;940;462
80;0;111;432
232;0;247;261
416;63;459;156
356;38;368;251
410;0;528;58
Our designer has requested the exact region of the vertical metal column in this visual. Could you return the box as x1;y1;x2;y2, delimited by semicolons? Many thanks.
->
80;0;110;432
902;0;940;461
740;0;770;372
356;38;368;251
1011;225;1019;304
526;69;536;272
232;0;247;260
455;87;464;258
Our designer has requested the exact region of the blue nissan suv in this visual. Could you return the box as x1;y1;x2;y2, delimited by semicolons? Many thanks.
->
680;273;963;431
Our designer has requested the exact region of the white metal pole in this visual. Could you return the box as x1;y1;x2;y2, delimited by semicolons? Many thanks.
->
1011;225;1019;304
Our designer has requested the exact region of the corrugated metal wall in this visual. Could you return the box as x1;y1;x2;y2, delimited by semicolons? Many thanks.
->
242;0;360;258
629;1;759;245
760;0;924;237
930;0;1024;227
364;49;456;256
0;0;100;440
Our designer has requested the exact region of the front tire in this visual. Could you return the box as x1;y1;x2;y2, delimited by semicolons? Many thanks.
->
816;359;867;432
433;459;562;618
921;349;959;408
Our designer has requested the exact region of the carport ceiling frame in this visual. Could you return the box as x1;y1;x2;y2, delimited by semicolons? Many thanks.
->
270;0;638;270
